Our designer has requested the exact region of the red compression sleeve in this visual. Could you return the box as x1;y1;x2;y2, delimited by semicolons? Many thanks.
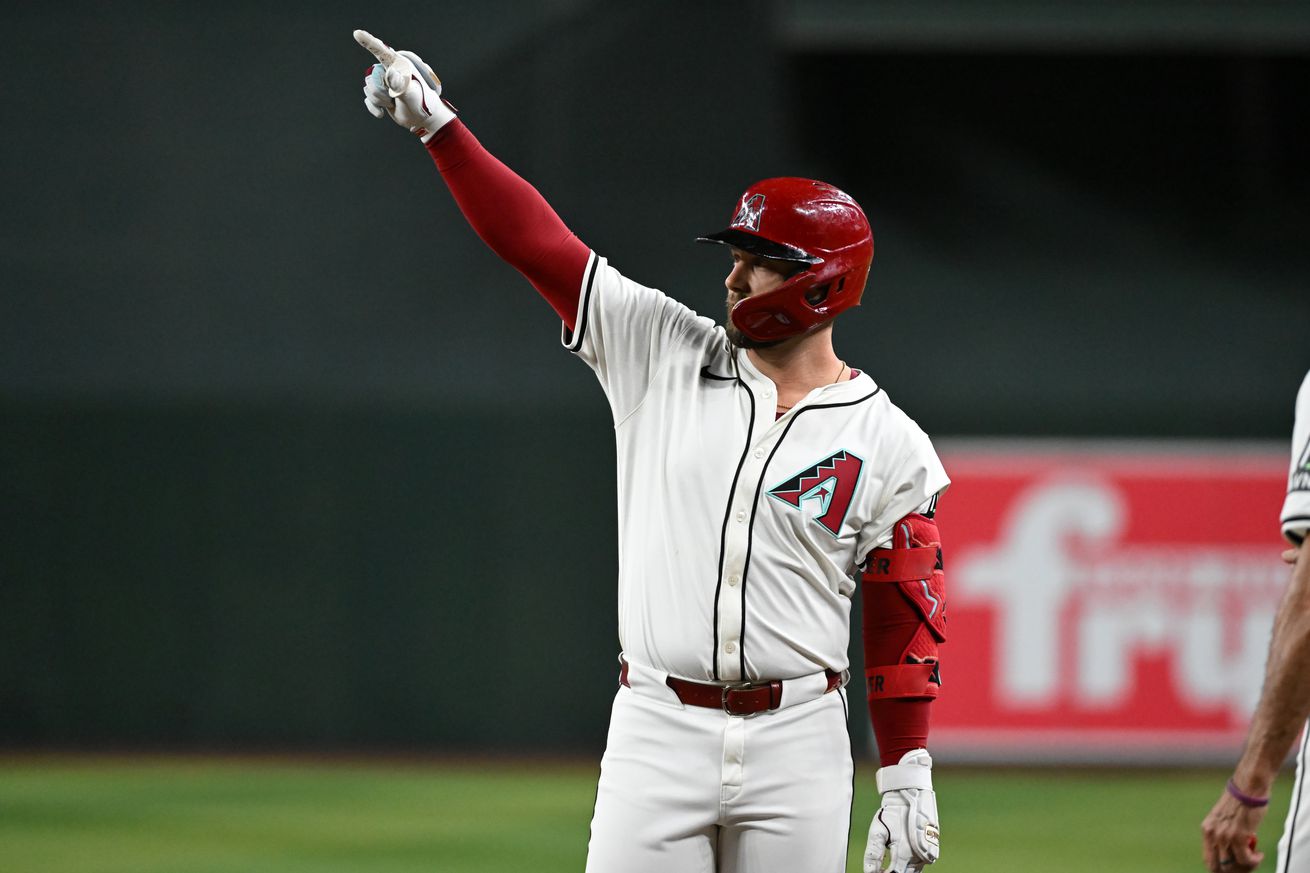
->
424;121;591;331
865;584;933;767
868;699;932;768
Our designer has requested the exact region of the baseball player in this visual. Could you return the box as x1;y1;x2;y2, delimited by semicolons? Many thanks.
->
354;30;948;873
1201;368;1310;873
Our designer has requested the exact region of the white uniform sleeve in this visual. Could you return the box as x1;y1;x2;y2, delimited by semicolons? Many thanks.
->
1282;369;1310;545
857;424;951;564
562;253;717;423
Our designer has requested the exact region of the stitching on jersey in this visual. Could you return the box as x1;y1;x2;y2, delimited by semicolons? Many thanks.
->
737;388;882;678
563;253;600;353
712;375;757;682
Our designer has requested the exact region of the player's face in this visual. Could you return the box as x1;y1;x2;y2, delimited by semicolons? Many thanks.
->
723;248;799;348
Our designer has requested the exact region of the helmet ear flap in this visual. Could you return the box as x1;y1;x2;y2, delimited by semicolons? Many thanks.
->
804;282;831;307
804;275;846;307
732;265;836;341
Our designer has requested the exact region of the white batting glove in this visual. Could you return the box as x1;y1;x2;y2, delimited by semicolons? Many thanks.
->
354;29;456;142
865;749;940;873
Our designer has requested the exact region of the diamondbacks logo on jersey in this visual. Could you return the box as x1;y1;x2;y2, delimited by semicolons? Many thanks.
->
767;450;864;536
731;193;765;232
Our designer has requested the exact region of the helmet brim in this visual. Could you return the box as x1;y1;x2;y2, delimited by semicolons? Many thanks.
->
696;229;823;265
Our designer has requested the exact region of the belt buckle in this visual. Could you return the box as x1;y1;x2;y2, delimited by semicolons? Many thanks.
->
721;681;764;717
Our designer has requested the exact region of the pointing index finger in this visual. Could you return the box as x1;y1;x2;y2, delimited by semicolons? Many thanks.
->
353;30;396;66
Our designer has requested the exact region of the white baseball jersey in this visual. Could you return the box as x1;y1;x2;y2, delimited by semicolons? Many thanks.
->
1282;369;1310;546
562;252;949;684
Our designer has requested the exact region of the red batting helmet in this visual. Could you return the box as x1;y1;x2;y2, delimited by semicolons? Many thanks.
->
697;177;874;342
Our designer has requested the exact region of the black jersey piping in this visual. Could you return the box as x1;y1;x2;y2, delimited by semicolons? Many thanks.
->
738;387;882;678
563;254;600;352
1285;515;1310;547
711;367;756;681
1284;723;1310;872
839;687;855;873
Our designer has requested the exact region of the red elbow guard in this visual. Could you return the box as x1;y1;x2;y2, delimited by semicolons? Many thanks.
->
861;513;947;701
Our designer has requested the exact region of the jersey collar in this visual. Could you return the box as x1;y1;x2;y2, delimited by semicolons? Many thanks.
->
733;349;878;409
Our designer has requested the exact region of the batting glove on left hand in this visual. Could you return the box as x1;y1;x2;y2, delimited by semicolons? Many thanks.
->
865;749;940;873
354;29;455;142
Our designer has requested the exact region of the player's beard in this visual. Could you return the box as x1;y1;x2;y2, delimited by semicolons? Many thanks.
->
724;297;783;349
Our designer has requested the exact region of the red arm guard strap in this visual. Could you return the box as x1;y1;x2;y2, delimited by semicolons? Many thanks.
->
862;512;946;767
424;121;591;331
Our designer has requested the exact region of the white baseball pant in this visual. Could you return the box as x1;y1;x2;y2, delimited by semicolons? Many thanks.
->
585;659;854;873
1278;723;1310;872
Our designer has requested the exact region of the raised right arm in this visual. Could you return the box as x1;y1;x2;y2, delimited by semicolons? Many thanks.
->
355;30;590;331
422;122;590;331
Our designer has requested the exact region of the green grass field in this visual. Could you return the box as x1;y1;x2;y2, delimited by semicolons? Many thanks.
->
0;756;1292;872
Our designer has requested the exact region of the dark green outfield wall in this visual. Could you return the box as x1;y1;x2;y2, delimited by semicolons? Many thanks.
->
2;403;623;749
3;1;1308;753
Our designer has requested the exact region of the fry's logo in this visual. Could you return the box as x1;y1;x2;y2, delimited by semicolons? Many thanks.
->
955;476;1286;720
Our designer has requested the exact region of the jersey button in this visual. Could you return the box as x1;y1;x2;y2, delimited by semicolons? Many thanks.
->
735;509;746;523
753;448;764;459
763;389;773;399
727;574;739;587
724;641;737;654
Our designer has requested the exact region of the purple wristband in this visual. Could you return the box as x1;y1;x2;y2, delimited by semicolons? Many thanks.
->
1227;779;1270;808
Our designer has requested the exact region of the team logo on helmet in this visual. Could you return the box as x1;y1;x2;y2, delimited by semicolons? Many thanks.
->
767;449;865;536
730;193;765;232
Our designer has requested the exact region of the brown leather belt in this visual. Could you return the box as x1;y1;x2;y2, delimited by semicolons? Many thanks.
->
619;659;842;716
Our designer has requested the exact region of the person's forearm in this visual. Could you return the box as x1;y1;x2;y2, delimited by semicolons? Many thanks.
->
868;697;932;767
1234;547;1310;794
425;120;590;330
864;602;933;766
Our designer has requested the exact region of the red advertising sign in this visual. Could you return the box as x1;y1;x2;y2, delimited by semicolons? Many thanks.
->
931;443;1290;762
